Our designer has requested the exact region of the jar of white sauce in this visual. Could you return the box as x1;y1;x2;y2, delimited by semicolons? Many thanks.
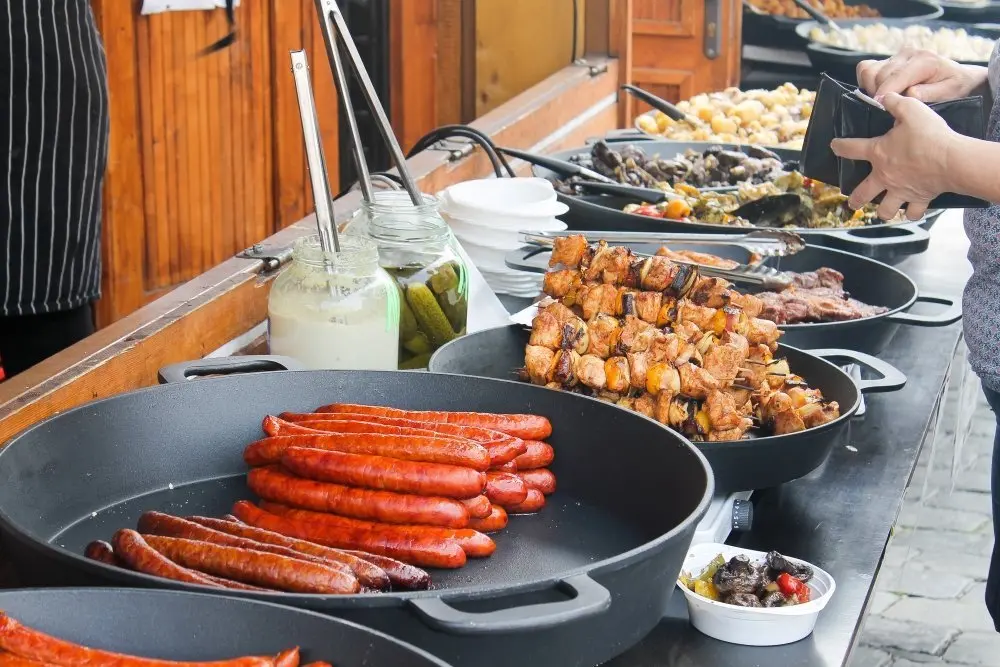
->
267;234;399;370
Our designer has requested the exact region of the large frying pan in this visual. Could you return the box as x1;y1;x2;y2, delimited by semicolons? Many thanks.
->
537;140;941;264
428;325;906;492
0;588;451;666
0;368;712;667
504;243;962;355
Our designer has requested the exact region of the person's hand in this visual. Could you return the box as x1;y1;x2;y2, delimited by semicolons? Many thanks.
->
830;92;961;221
857;47;989;103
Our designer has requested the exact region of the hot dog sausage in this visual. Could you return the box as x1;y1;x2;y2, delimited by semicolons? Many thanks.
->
280;447;486;500
468;506;508;533
141;534;360;594
112;529;225;589
244;434;489;471
513;441;555;470
137;512;357;577
278;413;529;466
274;649;299;667
84;540;120;566
0;654;53;666
259;502;496;559
313;404;553;440
516;468;557;495
491;461;517;473
197;574;273;592
232;501;466;570
502;488;546;514
458;495;491;519
0;613;275;666
484;472;529;507
185;516;393;591
336;550;431;591
247;466;470;528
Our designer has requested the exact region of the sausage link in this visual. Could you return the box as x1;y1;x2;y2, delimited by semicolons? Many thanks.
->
468;506;508;533
198;574;273;592
137;512;356;577
337;550;431;591
244;434;489;471
484;472;529;507
281;447;486;500
274;649;299;667
222;515;241;523
502;488;547;514
313;404;553;440
259;502;495;559
513;441;555;470
84;540;120;566
490;461;517;473
0;612;273;666
516;468;557;495
248;466;469;528
278;413;529;466
186;516;392;591
112;529;225;589
142;535;359;594
458;495;491;519
232;501;465;570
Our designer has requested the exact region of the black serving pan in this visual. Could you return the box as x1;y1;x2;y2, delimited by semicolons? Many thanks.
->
797;20;1000;84
939;2;1000;22
0;367;712;667
0;588;451;666
742;0;942;49
504;243;961;355
428;325;906;493
537;140;941;264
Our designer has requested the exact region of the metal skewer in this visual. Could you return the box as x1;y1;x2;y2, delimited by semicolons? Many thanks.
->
290;50;340;254
313;0;422;206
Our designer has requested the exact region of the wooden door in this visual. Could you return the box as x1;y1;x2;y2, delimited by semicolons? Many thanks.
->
624;0;742;120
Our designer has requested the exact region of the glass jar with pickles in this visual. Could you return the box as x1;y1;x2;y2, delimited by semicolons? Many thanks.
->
362;193;468;369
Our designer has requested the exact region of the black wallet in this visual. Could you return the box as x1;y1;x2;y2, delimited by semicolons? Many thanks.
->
800;73;989;209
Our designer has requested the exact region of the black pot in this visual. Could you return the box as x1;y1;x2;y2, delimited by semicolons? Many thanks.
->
0;367;713;667
428;325;906;492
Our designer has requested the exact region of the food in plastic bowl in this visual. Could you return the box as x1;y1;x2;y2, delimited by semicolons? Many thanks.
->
677;543;835;646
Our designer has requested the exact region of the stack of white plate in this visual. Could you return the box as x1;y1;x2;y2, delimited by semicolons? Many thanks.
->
438;177;568;298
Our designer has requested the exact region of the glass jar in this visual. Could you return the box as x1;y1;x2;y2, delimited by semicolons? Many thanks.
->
358;192;469;370
267;234;399;371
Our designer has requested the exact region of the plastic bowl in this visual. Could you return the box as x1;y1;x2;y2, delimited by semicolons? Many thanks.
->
677;543;835;646
440;178;568;223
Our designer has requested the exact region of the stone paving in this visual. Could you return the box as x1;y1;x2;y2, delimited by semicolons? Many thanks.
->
850;347;998;666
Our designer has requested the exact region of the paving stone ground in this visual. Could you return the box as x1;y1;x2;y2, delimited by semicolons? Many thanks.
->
850;346;999;666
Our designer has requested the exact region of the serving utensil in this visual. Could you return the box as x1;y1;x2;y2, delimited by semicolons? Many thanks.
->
792;0;848;35
621;84;707;129
496;146;617;183
521;229;805;258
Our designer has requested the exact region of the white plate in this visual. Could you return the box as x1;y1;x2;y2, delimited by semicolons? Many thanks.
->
677;543;835;646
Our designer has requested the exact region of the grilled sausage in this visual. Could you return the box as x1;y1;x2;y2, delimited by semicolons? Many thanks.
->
313;404;553;440
247;466;470;528
468;506;508;533
281;447;486;499
142;534;359;594
84;540;120;566
137;512;356;577
112;529;225;589
516;468;557;495
244;434;489;471
232;501;466;570
274;649;299;667
185;516;392;590
502;488;547;514
484;472;529;506
458;495;491;519
513;441;555;470
337;550;431;591
491;461;517;473
259;502;496;559
0;613;275;666
0;654;54;666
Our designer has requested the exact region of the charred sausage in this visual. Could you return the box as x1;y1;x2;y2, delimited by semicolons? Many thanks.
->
244;434;489;471
516;468;557;495
313;404;553;440
468;506;508;533
280;447;486;499
247;466;470;528
112;529;225;589
84;540;120;566
513;441;555;470
484;472;529;506
502;488;547;514
336;550;431;591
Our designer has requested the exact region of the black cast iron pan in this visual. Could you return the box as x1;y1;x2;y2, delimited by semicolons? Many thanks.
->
939;2;1000;22
742;0;942;49
0;368;712;667
534;140;941;264
504;243;962;355
0;588;451;666
428;325;906;492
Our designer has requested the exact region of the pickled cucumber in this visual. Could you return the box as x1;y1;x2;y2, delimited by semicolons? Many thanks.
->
395;280;419;338
403;331;432;355
400;352;433;370
428;262;460;293
405;283;457;347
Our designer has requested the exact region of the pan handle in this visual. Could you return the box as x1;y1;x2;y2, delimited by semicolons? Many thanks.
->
887;293;963;326
811;223;930;251
806;348;906;394
408;572;611;634
157;355;304;384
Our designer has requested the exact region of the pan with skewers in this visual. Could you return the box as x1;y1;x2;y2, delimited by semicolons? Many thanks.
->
530;140;941;265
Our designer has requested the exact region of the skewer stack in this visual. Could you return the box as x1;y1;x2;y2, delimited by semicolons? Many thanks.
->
524;236;840;441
